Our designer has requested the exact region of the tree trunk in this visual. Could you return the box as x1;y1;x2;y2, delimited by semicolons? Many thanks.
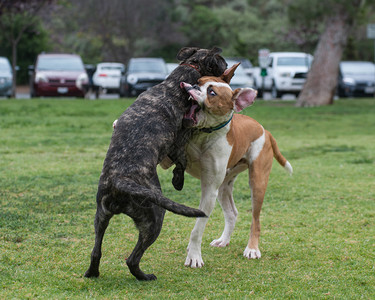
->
296;14;350;107
11;40;17;98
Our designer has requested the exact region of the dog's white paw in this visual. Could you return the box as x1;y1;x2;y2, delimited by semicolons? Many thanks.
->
184;252;204;268
243;246;261;259
210;238;229;248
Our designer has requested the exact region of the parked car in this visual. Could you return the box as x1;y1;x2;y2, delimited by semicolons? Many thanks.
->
0;56;13;98
92;62;125;96
166;63;179;75
225;58;254;90
226;57;253;77
338;61;375;97
29;53;89;98
119;57;168;97
253;52;313;98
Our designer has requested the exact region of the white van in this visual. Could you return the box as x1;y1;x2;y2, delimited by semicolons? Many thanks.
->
254;52;313;98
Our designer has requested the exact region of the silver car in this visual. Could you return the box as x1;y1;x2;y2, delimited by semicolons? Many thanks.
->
225;59;254;90
0;57;13;98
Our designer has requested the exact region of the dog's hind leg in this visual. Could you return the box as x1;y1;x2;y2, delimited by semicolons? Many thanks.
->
210;162;248;248
84;204;113;278
243;155;272;259
126;208;165;281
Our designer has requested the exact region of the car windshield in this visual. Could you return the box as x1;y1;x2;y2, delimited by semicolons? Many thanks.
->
241;61;253;69
129;60;166;73
37;56;85;71
341;62;375;75
0;60;11;71
277;56;312;67
226;61;246;75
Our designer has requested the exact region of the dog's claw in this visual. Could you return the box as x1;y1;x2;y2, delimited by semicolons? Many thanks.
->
184;254;204;268
210;239;229;247
84;269;99;278
243;247;261;259
137;273;157;281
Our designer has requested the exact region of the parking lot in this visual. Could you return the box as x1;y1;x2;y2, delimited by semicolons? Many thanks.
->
11;86;294;101
13;85;120;99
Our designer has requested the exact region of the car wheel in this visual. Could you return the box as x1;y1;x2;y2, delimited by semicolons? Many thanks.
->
271;83;282;99
119;87;125;97
30;89;36;98
125;88;132;98
255;86;263;98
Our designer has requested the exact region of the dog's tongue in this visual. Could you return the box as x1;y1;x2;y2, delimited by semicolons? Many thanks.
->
183;103;199;127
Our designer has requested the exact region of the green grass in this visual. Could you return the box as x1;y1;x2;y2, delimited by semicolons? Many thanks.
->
1;98;374;299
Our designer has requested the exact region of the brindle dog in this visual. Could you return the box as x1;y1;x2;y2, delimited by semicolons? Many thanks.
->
84;47;227;281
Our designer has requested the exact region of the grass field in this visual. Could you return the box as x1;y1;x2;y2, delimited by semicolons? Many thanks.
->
0;97;374;299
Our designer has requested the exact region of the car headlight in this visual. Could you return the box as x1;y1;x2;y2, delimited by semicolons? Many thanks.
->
0;77;11;84
2;76;12;83
127;74;138;85
279;72;292;78
76;73;89;89
35;72;48;83
342;77;355;86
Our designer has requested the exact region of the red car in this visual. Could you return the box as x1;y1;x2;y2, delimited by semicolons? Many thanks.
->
29;53;89;98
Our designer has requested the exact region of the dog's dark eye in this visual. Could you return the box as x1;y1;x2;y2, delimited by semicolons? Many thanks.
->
208;88;216;96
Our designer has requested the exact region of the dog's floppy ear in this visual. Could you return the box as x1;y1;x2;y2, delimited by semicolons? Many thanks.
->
221;63;241;84
177;47;200;61
232;88;257;112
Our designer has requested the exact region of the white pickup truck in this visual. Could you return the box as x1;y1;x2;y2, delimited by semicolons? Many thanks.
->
253;52;313;98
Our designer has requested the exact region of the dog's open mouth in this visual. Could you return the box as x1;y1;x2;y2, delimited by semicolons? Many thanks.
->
183;96;201;127
180;81;202;128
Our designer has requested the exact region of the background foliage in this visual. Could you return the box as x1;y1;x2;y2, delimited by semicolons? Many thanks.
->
0;0;374;84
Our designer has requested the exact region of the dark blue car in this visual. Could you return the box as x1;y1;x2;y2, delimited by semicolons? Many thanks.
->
338;61;375;98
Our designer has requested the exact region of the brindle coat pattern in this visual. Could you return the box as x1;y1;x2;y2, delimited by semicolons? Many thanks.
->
84;47;227;281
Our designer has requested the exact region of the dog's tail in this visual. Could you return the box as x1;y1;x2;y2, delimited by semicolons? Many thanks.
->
269;132;293;175
113;178;207;218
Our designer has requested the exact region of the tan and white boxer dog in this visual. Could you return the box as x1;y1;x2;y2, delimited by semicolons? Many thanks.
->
180;63;293;268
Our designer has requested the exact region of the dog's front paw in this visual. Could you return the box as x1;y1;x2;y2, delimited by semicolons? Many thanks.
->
172;166;185;191
137;273;157;281
184;252;204;268
84;268;99;278
243;246;261;259
210;238;230;248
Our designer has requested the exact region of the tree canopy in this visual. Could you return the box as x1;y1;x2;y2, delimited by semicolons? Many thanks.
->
0;0;374;89
39;0;375;64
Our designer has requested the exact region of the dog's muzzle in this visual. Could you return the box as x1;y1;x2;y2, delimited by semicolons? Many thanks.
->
181;82;202;128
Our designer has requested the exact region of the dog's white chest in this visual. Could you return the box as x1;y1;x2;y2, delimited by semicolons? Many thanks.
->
185;131;232;179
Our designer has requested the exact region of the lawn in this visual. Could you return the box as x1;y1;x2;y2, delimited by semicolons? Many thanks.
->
0;97;374;299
